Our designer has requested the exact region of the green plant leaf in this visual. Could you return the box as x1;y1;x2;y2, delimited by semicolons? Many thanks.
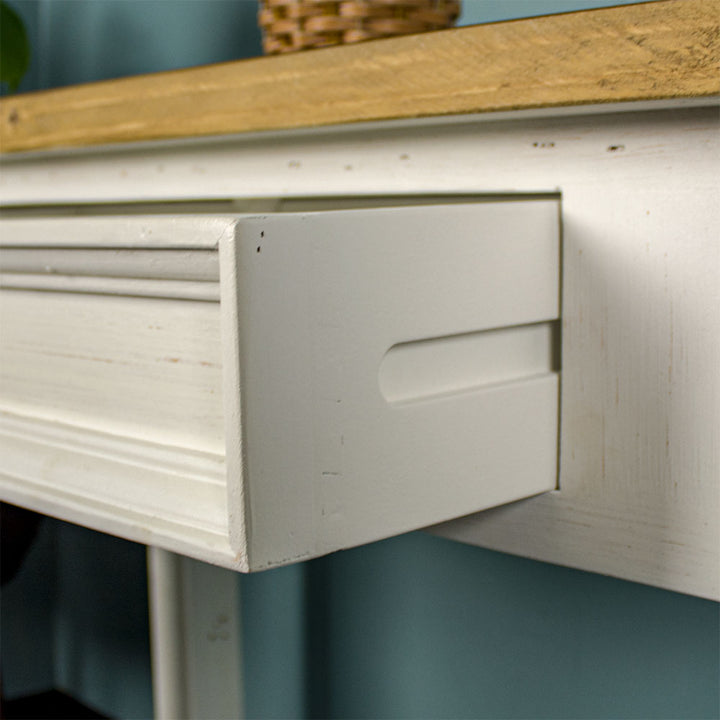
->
1;0;30;93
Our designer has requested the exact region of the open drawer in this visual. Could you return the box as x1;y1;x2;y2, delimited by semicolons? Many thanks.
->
0;201;560;570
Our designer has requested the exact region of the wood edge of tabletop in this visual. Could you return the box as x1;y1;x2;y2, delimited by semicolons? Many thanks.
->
0;0;718;155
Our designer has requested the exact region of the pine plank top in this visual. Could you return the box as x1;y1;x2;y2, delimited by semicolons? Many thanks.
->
0;0;718;154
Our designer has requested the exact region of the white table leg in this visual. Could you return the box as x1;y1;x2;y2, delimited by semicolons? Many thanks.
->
147;547;244;719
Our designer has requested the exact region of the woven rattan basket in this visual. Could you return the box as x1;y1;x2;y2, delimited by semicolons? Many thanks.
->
258;0;460;54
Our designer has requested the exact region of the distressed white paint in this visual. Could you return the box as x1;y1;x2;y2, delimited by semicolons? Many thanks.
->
0;290;225;452
0;247;219;280
0;202;559;571
0;411;234;564
0;223;234;567
0;215;230;246
0;101;717;597
0;99;712;207
0;275;220;300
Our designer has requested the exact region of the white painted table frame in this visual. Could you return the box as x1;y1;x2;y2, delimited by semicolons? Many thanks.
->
1;100;717;596
1;99;719;716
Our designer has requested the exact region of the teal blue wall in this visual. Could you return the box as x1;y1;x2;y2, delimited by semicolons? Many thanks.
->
303;533;719;719
2;2;718;719
7;0;660;93
4;523;719;718
1;517;56;698
52;524;153;719
457;0;653;24
1;520;153;719
4;0;262;93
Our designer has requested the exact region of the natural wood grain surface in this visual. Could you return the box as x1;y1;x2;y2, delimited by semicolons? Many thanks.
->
0;0;717;154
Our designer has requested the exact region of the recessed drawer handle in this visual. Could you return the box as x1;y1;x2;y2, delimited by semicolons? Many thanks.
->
379;321;559;404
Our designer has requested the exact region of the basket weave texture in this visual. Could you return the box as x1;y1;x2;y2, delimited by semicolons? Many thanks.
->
258;0;460;54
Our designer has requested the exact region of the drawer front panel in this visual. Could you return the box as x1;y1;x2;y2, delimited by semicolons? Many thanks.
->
0;289;225;454
0;216;239;566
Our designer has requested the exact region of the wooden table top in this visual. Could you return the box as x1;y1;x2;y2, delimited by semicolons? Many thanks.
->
0;0;717;154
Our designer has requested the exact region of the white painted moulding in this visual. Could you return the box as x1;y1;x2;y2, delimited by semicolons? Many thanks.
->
0;201;560;570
